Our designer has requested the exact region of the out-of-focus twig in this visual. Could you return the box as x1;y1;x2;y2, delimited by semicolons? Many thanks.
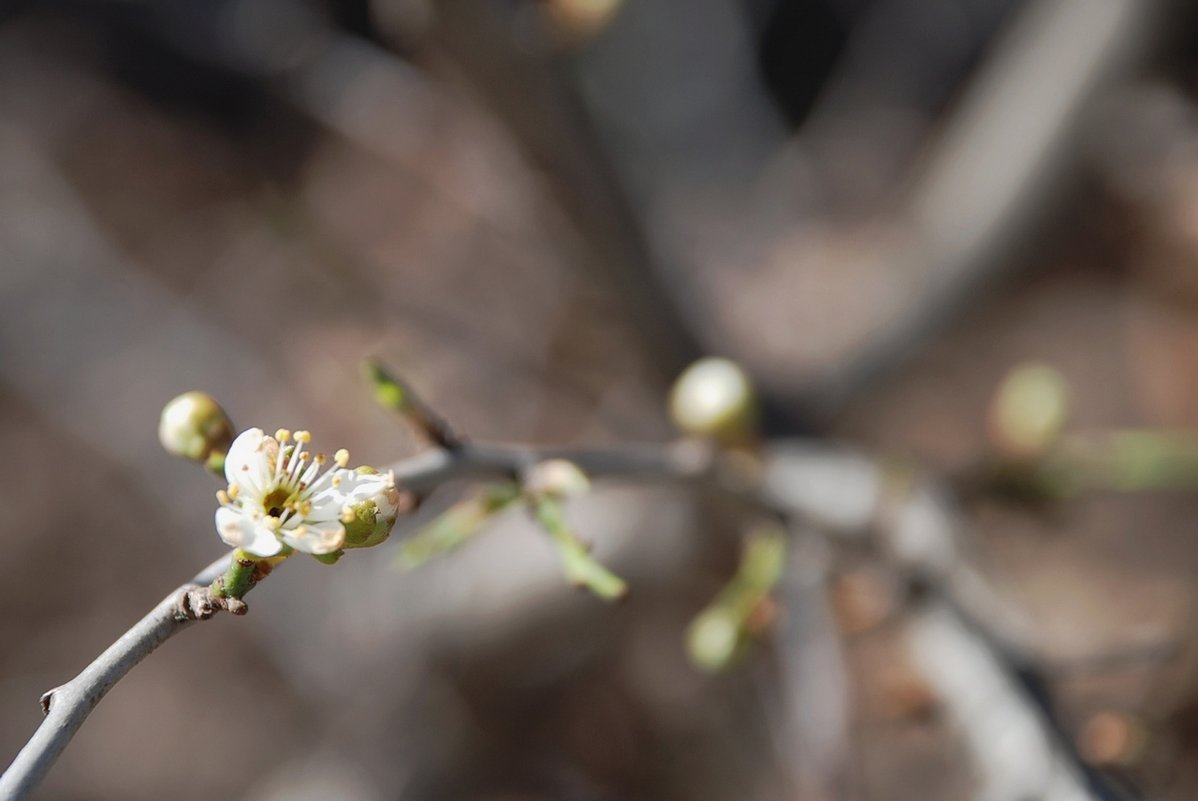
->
908;597;1119;801
801;0;1165;416
423;1;704;381
771;530;856;801
364;359;465;451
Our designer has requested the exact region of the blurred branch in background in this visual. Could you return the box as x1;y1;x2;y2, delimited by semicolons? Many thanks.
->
800;0;1167;417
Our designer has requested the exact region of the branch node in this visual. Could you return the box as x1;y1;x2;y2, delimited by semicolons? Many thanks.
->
176;583;254;620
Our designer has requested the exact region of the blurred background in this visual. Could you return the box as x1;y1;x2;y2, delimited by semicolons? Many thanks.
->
5;0;1198;798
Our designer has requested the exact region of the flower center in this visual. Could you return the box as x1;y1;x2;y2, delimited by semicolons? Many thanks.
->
262;487;293;519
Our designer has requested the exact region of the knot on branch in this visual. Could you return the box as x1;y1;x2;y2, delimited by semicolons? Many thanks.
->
175;584;248;620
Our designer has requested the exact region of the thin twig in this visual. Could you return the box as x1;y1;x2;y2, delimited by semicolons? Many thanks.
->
0;439;739;800
771;529;857;801
0;437;1108;800
0;556;230;801
907;596;1123;801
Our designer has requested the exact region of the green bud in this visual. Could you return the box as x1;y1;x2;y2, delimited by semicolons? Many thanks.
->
687;606;743;672
524;459;590;499
158;391;234;466
343;499;399;550
668;358;758;445
989;363;1070;459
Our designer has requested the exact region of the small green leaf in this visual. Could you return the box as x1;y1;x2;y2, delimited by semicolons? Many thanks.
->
532;497;627;601
397;484;520;568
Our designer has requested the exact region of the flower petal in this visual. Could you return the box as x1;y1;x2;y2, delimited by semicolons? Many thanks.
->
333;470;395;505
224;428;277;497
304;470;373;522
215;507;283;558
281;522;345;554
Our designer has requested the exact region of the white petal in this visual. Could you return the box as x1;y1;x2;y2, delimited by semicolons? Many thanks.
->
282;522;345;554
304;470;374;521
304;490;343;523
224;428;263;483
215;507;283;558
337;469;392;504
224;428;277;497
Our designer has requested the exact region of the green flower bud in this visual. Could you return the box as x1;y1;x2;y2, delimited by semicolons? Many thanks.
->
159;391;234;466
687;606;742;672
524;459;590;499
341;468;406;549
669;358;757;445
988;363;1069;459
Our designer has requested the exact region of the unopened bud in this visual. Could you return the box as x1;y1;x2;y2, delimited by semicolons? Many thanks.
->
988;363;1069;459
342;469;407;549
524;459;590;498
159;392;234;466
669;357;757;445
687;607;741;672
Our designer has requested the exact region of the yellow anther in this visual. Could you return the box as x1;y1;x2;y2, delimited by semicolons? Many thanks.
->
264;516;282;530
298;451;311;462
275;429;292;442
227;483;240;500
331;475;342;487
334;448;350;467
299;501;313;516
294;430;312;443
216;489;230;505
340;506;357;524
315;453;327;465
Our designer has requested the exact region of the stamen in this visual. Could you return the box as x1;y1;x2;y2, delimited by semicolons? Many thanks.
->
298;459;321;489
340;506;356;524
264;516;282;531
334;449;349;468
227;483;241;500
286;434;306;475
315;453;327;465
216;489;230;505
299;500;313;516
331;475;342;488
275;429;292;442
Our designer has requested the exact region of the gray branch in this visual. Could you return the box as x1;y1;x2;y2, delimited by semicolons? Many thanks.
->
0;438;745;800
0;557;230;801
0;438;1115;801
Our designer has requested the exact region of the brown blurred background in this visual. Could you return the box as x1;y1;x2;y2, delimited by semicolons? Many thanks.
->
5;0;1198;799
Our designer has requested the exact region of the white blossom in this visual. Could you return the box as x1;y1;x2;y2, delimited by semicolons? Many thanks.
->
214;427;399;558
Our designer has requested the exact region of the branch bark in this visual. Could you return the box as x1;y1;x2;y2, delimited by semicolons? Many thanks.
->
0;557;230;801
0;437;1113;800
0;438;741;800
